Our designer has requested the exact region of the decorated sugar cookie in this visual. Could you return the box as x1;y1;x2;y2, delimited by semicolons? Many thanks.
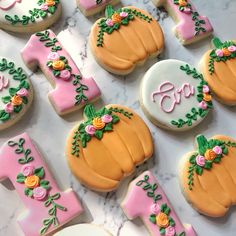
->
0;0;62;33
89;5;164;75
0;57;33;131
54;224;112;236
179;134;236;217
77;0;120;16
21;30;101;115
152;0;213;45
140;59;213;131
66;104;153;192
200;37;236;105
121;171;196;236
0;133;83;236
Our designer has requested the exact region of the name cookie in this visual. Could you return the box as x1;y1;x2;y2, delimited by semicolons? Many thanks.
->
140;59;213;131
66;104;153;192
21;29;101;115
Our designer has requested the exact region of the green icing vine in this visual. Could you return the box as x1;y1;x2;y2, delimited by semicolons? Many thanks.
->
97;5;152;47
208;38;236;75
187;135;236;190
173;0;206;36
5;0;60;25
0;58;30;122
71;104;133;157
170;64;213;128
35;30;89;106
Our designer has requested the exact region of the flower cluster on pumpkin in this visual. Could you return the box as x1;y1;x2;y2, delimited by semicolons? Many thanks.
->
198;84;212;111
215;45;236;58
174;0;192;14
40;0;58;11
106;11;129;27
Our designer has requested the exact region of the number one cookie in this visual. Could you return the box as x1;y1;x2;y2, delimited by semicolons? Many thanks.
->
0;133;83;236
121;171;196;236
152;0;213;45
21;30;101;115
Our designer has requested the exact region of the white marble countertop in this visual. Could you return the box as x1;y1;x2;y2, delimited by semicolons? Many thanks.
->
0;0;236;236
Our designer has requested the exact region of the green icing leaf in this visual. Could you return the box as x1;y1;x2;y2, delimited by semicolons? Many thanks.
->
16;173;25;183
149;214;156;224
34;167;45;178
196;135;208;155
195;165;203;175
25;188;33;197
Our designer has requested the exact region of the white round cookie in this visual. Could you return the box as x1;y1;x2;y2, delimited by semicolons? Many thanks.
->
140;59;213;131
0;0;62;33
54;224;112;236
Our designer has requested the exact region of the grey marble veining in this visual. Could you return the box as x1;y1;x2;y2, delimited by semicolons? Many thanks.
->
0;0;236;236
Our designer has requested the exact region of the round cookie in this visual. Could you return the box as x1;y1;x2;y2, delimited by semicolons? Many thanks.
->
200;37;236;105
54;224;112;236
0;57;33;131
0;0;62;33
89;5;164;75
179;134;236;217
66;104;154;192
140;59;213;131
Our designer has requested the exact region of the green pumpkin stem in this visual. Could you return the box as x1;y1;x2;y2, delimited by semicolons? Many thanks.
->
212;37;223;49
105;5;115;18
84;104;97;119
196;135;208;155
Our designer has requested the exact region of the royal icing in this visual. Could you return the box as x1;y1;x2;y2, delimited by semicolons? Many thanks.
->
21;30;101;115
121;171;196;236
89;5;164;75
200;37;236;105
141;59;213;130
153;0;213;44
66;104;153;192
0;57;33;130
0;133;83;236
0;0;21;10
180;135;236;217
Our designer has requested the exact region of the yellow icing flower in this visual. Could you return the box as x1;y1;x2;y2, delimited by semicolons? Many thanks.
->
203;93;212;102
45;0;55;6
205;149;217;161
52;60;65;71
179;0;188;7
24;175;40;189
222;48;231;57
112;13;122;24
92;117;105;130
156;212;169;228
11;95;23;106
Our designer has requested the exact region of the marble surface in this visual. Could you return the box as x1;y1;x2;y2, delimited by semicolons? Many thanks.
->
0;0;236;236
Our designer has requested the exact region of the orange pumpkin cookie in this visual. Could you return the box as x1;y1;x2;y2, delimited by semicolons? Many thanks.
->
200;37;236;105
66;104;154;192
179;134;236;217
89;5;164;75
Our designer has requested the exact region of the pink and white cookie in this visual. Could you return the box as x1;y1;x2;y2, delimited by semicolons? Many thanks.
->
152;0;213;45
0;0;62;33
21;29;101;116
121;171;196;236
0;133;83;236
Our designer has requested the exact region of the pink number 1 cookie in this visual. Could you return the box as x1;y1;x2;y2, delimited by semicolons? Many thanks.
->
21;29;101;115
121;171;196;236
0;133;83;236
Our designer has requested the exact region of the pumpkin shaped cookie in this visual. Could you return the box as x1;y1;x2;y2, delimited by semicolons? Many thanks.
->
66;104;154;192
179;134;236;217
89;5;164;75
200;37;236;105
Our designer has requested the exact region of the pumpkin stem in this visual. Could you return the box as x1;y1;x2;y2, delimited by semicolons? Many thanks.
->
105;5;115;18
84;104;97;119
196;135;208;155
212;37;223;49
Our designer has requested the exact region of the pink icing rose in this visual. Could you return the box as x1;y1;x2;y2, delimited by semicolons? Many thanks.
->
198;101;208;110
183;7;191;14
216;49;224;57
47;52;60;61
85;125;96;135
4;103;14;113
17;88;29;97
196;155;205;167
33;187;47;201
213;146;222;155
150;203;160;215
59;70;71;81
202;85;210;93
106;19;114;27
165;226;176;236
101;114;113;123
40;3;48;11
21;164;35;177
228;45;236;52
120;12;128;18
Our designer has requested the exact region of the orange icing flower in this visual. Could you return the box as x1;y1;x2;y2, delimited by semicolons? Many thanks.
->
203;93;212;102
52;60;65;71
156;212;169;228
222;48;231;56
179;0;188;7
45;0;55;6
112;13;122;24
92;117;105;130
11;95;23;106
24;175;40;189
205;149;217;161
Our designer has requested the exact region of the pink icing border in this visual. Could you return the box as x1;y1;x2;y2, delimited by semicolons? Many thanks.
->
0;0;21;10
